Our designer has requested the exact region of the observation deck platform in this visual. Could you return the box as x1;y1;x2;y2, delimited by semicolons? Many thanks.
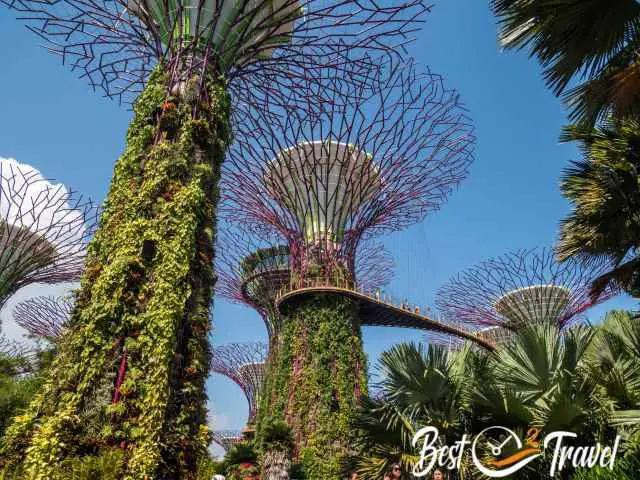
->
274;279;495;350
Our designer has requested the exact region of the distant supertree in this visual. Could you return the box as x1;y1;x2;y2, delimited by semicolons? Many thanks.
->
436;248;617;332
13;295;75;341
0;336;35;361
211;342;267;426
0;158;96;311
222;60;474;475
216;222;394;342
1;0;427;476
211;430;243;452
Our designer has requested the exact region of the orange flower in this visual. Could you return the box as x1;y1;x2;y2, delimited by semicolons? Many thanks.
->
161;101;176;111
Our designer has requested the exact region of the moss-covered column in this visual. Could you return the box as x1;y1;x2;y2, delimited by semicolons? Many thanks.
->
0;67;231;480
259;294;367;480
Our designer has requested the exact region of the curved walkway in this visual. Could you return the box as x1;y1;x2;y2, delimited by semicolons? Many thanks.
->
275;280;495;350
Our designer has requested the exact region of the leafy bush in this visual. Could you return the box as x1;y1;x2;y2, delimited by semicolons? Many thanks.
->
261;420;294;453
573;455;640;479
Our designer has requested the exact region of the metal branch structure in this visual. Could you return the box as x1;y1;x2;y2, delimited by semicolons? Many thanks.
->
13;295;75;341
211;430;243;452
1;0;430;476
0;158;97;311
2;0;428;106
0;336;36;361
222;59;475;285
218;60;475;476
436;247;618;331
216;220;394;339
211;342;267;424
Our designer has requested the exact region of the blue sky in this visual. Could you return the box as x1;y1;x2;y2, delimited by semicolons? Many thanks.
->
0;0;636;457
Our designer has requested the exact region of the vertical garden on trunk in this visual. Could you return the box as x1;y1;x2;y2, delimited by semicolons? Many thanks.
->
0;68;231;479
261;294;367;479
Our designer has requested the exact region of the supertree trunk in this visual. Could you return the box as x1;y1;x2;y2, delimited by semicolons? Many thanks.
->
262;294;367;480
0;67;231;479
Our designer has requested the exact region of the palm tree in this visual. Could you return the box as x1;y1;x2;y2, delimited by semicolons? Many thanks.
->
474;325;607;439
492;0;640;125
260;421;294;480
347;342;480;479
587;310;640;451
556;118;640;297
350;327;623;479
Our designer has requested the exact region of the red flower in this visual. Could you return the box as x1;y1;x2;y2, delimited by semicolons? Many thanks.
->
161;101;176;111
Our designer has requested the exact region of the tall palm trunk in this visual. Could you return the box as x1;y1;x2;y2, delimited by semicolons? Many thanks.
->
0;67;231;480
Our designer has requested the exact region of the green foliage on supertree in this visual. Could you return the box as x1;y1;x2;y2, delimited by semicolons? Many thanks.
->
259;294;367;480
0;66;232;479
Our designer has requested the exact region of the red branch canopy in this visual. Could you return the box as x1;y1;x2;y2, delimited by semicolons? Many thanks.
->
0;159;98;310
13;295;75;341
436;247;617;331
210;342;268;422
221;59;475;274
3;0;428;106
215;220;395;338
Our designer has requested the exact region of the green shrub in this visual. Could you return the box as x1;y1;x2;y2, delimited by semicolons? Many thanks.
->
261;420;293;453
573;455;640;479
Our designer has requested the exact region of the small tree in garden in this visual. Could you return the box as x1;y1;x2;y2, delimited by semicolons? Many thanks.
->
222;443;259;480
260;421;294;480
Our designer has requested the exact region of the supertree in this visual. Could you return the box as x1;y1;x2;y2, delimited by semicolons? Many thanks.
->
1;0;428;476
211;430;243;452
12;295;75;341
211;342;267;431
436;247;617;332
0;336;35;361
216;220;395;343
0;158;96;312
221;60;475;477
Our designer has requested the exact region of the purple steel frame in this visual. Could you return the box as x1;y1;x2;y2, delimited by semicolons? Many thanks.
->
216;220;394;339
0;161;98;311
436;247;618;331
211;429;243;452
13;295;75;341
2;0;428;109
222;59;475;283
210;342;268;423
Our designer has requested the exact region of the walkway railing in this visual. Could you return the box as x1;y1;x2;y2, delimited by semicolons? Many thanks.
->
274;276;495;349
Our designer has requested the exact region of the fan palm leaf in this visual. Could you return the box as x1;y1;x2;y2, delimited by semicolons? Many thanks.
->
492;0;640;124
556;119;640;296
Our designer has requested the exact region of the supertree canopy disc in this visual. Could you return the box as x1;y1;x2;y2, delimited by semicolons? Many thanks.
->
436;247;618;331
13;295;75;341
493;284;572;327
211;342;268;423
211;430;243;452
222;59;475;281
264;140;381;245
216;221;394;339
3;0;428;105
0;158;97;311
